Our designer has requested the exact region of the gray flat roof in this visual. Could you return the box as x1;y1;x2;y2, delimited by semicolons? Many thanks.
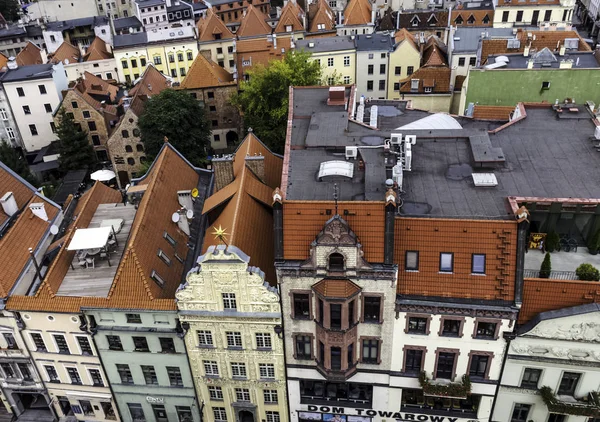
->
356;33;393;51
113;32;149;48
113;16;143;30
487;51;599;68
452;27;514;53
1;63;54;82
135;0;165;6
287;87;600;218
296;36;356;53
46;16;108;31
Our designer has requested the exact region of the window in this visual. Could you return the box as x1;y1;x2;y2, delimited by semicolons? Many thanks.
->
363;296;381;323
77;336;93;355
407;316;428;334
368;53;374;59
207;92;215;99
159;337;175;353
544;10;552;21
50;122;57;133
475;321;497;339
362;339;379;364
318;299;324;324
235;388;251;402
542;81;551;89
87;121;97;131
106;335;122;350
88;368;104;386
122;129;129;138
404;250;419;271
0;363;14;378
325;303;340;329
204;360;219;376
231;362;247;378
295;335;312;359
441;318;462;337
327;57;334;67
331;346;342;370
214;134;220;142
558;372;581;396
469;355;489;378
133;336;149;352
106;72;112;80
343;56;350;66
259;363;275;379
520;368;542;389
6;128;15;140
222;293;237;310
404;349;423;374
407;66;414;75
166;366;183;387
29;124;38;136
16;87;24;97
516;10;523;21
266;411;280;422
368;64;374;74
45;365;59;382
379;64;386;75
131;59;137;68
128;403;145;421
80;110;90;119
394;82;400;91
226;332;243;348
209;386;223;400
209;105;217;112
349;300;355;326
140;57;146;67
511;404;531;422
344;76;351;84
436;352;456;379
180;68;186;76
548;414;566;422
328;252;345;270
79;400;94;416
38;85;47;94
0;109;7;120
440;253;453;272
458;57;466;66
378;80;386;91
154;56;162;65
502;10;509;22
141;365;158;385
53;334;69;354
67;367;82;384
471;254;486;274
127;157;136;165
256;333;272;349
126;313;142;323
117;364;133;384
177;53;184;62
2;333;15;349
187;51;193;60
158;249;171;266
213;407;227;421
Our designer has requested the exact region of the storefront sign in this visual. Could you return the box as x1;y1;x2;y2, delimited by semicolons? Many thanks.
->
304;405;472;422
146;396;164;404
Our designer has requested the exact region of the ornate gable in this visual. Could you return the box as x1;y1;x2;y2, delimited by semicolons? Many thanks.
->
314;215;358;246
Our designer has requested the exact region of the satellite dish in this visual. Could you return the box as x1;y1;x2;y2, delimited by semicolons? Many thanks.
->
50;225;59;235
171;212;180;223
186;209;194;219
191;188;199;198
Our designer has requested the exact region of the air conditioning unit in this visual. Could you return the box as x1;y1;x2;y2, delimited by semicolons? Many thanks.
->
390;133;402;144
345;146;358;159
405;134;417;145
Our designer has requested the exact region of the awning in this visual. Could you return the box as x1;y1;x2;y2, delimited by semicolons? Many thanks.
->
67;227;112;250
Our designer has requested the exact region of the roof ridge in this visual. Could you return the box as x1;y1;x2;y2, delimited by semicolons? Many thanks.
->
237;4;272;37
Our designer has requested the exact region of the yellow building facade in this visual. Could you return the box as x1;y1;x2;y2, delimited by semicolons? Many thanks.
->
176;245;288;422
296;37;357;85
387;35;422;99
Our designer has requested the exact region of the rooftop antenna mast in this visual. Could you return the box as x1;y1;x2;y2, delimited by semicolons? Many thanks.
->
333;183;339;216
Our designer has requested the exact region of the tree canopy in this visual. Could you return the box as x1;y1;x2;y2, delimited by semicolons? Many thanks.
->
56;107;97;172
138;89;211;166
231;50;323;154
0;0;20;22
0;140;37;185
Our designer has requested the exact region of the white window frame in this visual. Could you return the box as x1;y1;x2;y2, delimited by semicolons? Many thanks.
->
263;389;278;403
327;57;334;67
64;365;81;384
198;330;213;346
255;333;272;349
343;76;351;84
0;108;8;120
226;332;242;348
222;293;237;310
5;127;15;140
440;252;454;273
235;388;251;402
43;364;60;382
259;363;275;379
208;386;223;400
343;56;350;66
157;249;171;266
74;335;94;356
213;407;227;422
231;362;247;378
52;334;71;354
266;411;280;422
203;360;219;376
86;367;105;386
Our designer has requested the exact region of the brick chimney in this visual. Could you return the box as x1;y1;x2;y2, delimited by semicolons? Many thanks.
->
245;154;265;182
212;155;235;191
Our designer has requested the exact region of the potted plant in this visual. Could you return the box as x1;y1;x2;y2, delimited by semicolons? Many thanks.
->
576;263;600;281
588;229;600;255
546;231;560;252
540;252;552;278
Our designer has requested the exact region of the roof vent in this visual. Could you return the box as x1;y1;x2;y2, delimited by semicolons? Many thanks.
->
0;192;18;216
308;42;315;48
327;86;346;106
507;38;520;49
472;173;498;187
318;161;354;180
29;202;48;221
6;57;17;70
564;38;579;49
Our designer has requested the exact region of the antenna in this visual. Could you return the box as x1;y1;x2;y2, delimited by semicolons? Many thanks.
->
186;209;194;219
50;225;59;235
171;212;180;223
333;183;339;216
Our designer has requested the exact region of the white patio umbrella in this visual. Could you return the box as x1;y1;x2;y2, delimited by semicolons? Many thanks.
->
90;169;116;181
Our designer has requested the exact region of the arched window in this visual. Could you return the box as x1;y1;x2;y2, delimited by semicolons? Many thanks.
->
122;129;129;138
127;158;135;165
125;145;133;153
328;253;345;271
136;144;144;152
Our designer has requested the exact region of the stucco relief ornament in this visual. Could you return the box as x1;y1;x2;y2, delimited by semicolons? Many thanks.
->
261;290;279;303
511;343;531;354
175;287;194;302
550;347;568;357
529;322;600;342
316;215;357;246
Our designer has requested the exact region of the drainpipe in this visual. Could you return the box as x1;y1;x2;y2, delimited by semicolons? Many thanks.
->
489;330;517;422
178;319;204;422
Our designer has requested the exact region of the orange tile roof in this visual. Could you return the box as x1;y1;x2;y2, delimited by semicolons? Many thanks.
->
394;28;419;51
78;71;119;103
0;163;37;218
519;278;600;324
313;278;361;298
498;0;558;5
400;66;451;94
0;52;7;69
198;8;235;42
179;53;235;89
202;132;282;284
83;37;112;62
343;0;372;26
451;9;493;27
16;42;43;66
395;218;517;301
308;0;335;33
128;65;171;116
236;37;292;77
274;1;305;33
472;105;514;121
282;201;385;262
236;4;273;38
50;42;80;64
422;37;447;66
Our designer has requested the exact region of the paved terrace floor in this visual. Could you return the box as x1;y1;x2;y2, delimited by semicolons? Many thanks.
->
56;203;137;297
524;247;600;279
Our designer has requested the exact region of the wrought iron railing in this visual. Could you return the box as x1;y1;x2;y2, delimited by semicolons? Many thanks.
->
523;269;579;280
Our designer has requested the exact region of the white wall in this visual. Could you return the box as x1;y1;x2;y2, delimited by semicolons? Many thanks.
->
64;59;119;83
26;0;99;22
43;30;64;55
355;50;389;99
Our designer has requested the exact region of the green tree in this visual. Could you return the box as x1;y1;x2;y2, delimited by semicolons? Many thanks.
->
539;252;552;278
0;140;37;185
56;108;96;172
138;89;211;166
231;50;323;153
0;0;21;22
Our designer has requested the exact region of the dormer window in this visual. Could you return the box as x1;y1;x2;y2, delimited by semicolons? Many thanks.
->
482;14;490;24
214;33;222;40
328;253;345;271
467;14;475;24
411;16;420;27
455;15;464;24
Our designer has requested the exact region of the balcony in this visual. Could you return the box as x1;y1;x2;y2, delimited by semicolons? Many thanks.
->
0;348;26;359
419;372;471;399
540;386;600;417
524;247;600;280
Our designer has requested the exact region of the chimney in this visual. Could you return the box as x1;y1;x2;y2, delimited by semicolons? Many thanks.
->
245;154;265;182
105;42;112;53
559;59;573;68
527;59;534;69
523;45;530;56
78;42;86;57
371;8;375;24
29;203;48;222
212;155;235;191
273;33;277;49
327;86;346;105
384;189;396;265
272;188;284;261
6;57;17;70
1;192;18;216
559;45;566;56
